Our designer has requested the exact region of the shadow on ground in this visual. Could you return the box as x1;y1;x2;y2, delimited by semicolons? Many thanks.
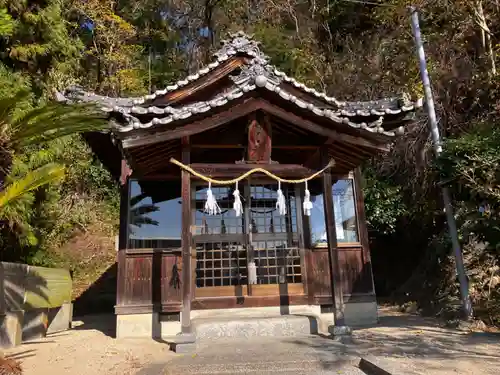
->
287;308;500;374
73;264;117;317
71;263;117;337
72;314;116;338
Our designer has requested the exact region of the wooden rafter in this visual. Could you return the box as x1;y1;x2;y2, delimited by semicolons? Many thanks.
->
122;98;389;152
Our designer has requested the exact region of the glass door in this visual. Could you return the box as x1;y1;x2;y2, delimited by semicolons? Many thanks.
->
192;180;305;299
192;184;248;298
246;180;304;296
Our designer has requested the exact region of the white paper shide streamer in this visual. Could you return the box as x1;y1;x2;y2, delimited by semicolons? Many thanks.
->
303;180;312;216
248;262;257;284
233;181;243;217
276;181;287;216
204;182;221;215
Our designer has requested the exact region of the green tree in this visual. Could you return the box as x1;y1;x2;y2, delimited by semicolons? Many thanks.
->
0;0;83;94
0;89;106;245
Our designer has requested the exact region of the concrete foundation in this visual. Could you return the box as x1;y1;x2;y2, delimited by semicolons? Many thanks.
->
116;312;182;339
22;308;48;342
116;305;335;339
47;303;73;334
115;302;378;340
0;310;24;348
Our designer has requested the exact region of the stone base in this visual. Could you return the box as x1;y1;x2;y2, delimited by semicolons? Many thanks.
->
193;314;317;341
114;303;376;340
190;305;322;320
328;325;352;336
344;301;378;327
170;342;197;354
0;311;24;348
116;313;182;339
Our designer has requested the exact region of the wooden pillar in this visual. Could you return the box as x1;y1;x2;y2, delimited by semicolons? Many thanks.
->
320;148;345;326
181;137;192;334
353;167;376;295
117;160;131;307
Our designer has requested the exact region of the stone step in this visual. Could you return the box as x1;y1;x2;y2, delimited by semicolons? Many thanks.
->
193;315;319;341
164;359;366;374
163;336;365;375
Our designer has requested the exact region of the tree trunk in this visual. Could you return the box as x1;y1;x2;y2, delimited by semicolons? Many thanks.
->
473;0;496;75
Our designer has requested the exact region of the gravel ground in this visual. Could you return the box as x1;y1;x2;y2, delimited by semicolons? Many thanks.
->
348;307;500;375
4;308;500;375
4;315;175;375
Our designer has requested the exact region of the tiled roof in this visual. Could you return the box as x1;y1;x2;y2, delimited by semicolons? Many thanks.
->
57;31;422;137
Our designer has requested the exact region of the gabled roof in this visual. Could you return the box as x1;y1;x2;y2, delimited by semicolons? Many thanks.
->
58;31;422;139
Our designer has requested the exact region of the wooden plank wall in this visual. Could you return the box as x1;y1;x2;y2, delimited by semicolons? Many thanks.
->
115;249;182;314
307;168;376;305
307;246;374;305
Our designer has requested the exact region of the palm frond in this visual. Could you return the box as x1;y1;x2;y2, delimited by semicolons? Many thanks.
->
0;163;65;212
130;217;160;227
0;90;30;126
131;204;160;217
130;193;147;207
9;102;107;148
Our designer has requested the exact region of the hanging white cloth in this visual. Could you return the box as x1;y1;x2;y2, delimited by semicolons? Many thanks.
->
276;181;287;216
204;182;221;215
233;181;243;217
303;180;312;216
248;261;257;284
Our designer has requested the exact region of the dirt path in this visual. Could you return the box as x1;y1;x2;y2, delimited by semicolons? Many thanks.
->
4;308;500;375
349;307;500;374
4;315;175;375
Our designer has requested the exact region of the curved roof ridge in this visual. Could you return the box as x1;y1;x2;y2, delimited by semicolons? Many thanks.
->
57;31;422;113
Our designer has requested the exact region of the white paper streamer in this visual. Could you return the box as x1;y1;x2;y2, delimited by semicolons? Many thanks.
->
303;180;312;216
248;261;257;284
233;181;243;217
204;182;221;215
276;181;287;216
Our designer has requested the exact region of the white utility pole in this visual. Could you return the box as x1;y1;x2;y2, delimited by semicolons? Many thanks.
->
410;6;473;320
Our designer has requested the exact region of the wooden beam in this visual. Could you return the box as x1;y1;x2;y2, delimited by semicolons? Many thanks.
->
190;144;318;150
353;167;376;295
188;163;316;178
256;99;389;152
119;159;132;186
321;148;345;325
122;97;389;153
122;98;261;149
181;136;192;334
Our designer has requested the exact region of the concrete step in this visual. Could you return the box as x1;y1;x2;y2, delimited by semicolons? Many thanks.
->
193;315;319;341
163;336;365;375
163;359;366;374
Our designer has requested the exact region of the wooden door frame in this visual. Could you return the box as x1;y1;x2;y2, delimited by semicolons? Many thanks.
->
191;181;248;299
190;175;308;301
246;179;305;296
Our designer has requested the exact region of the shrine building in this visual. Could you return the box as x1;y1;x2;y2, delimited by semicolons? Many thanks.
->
58;31;421;343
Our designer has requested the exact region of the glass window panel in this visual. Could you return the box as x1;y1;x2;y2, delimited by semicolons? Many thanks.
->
333;179;359;243
128;180;182;249
308;178;359;246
